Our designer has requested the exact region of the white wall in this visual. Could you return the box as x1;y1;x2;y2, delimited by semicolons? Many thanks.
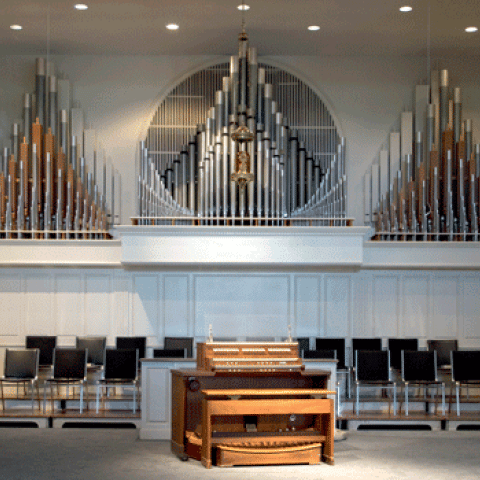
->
1;54;480;225
1;268;479;355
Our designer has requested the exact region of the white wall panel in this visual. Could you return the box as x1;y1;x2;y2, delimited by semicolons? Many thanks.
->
194;275;289;339
372;275;399;337
351;273;368;337
325;276;350;338
0;274;23;344
164;275;189;337
84;274;112;336
132;274;160;337
25;274;54;335
55;274;83;336
463;276;480;339
402;276;428;338
430;276;459;338
113;274;131;339
295;276;320;337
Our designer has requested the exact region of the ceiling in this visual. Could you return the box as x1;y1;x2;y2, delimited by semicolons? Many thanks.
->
2;0;480;57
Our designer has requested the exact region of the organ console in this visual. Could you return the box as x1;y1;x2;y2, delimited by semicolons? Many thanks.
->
171;340;335;468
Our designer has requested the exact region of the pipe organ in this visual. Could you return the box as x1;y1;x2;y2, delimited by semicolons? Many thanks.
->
135;30;349;226
0;58;118;239
367;69;480;241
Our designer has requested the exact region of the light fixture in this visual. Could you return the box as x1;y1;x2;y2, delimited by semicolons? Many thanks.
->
10;25;23;30
166;23;179;30
465;26;478;33
74;3;88;10
237;4;250;10
399;6;413;12
308;26;320;31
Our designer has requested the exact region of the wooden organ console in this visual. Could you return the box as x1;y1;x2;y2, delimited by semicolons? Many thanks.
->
171;341;335;468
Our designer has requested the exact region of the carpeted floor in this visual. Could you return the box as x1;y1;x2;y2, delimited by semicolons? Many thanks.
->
0;428;479;480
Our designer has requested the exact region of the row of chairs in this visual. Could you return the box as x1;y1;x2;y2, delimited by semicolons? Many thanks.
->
352;349;480;416
24;336;195;367
0;347;140;414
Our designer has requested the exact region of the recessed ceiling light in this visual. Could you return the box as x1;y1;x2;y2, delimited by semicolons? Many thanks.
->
74;3;88;10
308;26;321;31
465;26;478;33
10;25;23;30
237;4;250;10
166;23;179;30
399;6;413;12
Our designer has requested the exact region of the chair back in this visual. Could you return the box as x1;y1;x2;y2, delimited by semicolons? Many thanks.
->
295;337;310;356
355;350;390;382
116;337;146;360
402;350;437;382
25;336;56;366
164;337;193;358
53;348;87;380
153;348;186;358
315;338;346;370
303;349;336;360
5;349;39;379
104;349;138;381
427;339;458;367
76;337;106;366
451;351;480;382
388;338;418;370
352;338;383;368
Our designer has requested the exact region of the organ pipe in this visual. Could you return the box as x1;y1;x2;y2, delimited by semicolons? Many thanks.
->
0;58;116;239
368;68;480;241
136;28;347;226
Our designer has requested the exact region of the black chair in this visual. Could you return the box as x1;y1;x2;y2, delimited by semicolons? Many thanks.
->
303;349;336;360
401;350;445;416
451;350;480;416
153;349;187;358
25;336;56;367
96;348;139;413
295;337;310;357
116;337;147;360
355;350;397;415
427;339;458;367
44;348;88;414
0;349;40;411
316;338;346;370
316;338;349;398
388;338;418;370
76;337;106;367
164;337;194;358
352;338;383;363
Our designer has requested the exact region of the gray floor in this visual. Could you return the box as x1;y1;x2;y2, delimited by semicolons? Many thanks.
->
1;428;479;480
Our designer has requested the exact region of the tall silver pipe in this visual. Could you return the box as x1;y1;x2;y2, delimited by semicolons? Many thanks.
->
11;124;19;164
271;101;277;144
59;110;69;161
257;68;265;129
256;130;263;217
298;142;306;209
35;58;46;126
222;127;229;218
290;130;298;212
48;76;58;137
238;32;248;113
173;156;180;205
465;119;473;164
215;91;224;138
24;94;32;145
198;161;205;218
248;47;258;117
475;144;480;179
264;84;273;139
180;146;188;209
306;151;313;201
223;77;230;128
208;147;215;217
415;132;423;180
230;56;239;118
454;88;462;150
188;136;196;211
439;70;449;136
215;137;222;218
71;136;77;173
263;133;271;218
229;116;237;218
247;115;255;218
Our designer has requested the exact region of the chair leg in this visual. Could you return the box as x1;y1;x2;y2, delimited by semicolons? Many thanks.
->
79;383;84;414
0;382;5;410
355;384;359;416
405;384;409;416
393;383;397;416
456;384;460;416
133;384;136;413
441;383;445;416
96;385;100;414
